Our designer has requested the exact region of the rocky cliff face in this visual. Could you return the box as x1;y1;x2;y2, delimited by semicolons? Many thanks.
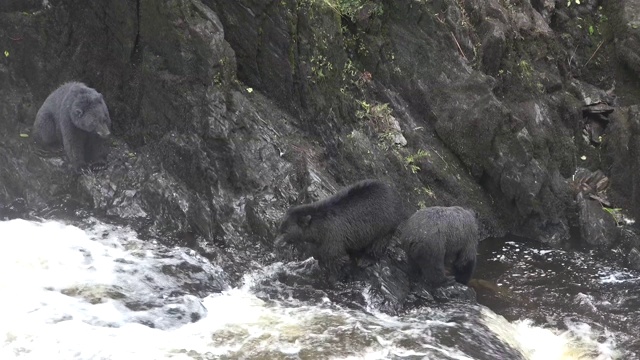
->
1;0;639;280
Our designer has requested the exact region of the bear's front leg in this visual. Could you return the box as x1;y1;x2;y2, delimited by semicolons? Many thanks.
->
317;243;350;283
85;134;110;170
61;122;87;171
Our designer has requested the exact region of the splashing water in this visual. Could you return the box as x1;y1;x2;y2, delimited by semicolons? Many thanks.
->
0;219;621;359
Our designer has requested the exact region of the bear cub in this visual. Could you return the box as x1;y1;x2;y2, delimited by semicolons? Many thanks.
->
400;206;479;288
275;179;407;279
33;82;112;170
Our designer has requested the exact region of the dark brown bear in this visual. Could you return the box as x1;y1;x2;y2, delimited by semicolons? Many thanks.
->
33;82;111;170
400;206;479;288
275;179;407;279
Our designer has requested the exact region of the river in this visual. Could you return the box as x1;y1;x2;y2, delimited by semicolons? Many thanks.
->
0;217;634;359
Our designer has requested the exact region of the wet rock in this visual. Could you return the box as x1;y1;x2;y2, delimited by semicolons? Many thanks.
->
576;192;619;248
360;257;412;314
512;2;553;37
570;168;610;200
569;79;617;146
570;168;620;251
531;0;555;21
131;294;209;330
464;0;509;25
581;102;614;146
432;283;477;302
602;106;640;221
584;103;615;115
0;198;28;220
0;0;43;13
574;292;599;314
610;0;640;79
569;79;616;107
262;238;478;314
628;247;640;271
479;19;507;75
584;119;605;145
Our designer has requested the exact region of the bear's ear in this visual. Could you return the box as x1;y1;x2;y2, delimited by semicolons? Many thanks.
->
74;108;83;117
299;214;312;227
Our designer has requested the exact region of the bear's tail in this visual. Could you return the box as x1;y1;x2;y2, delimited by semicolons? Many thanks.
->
453;246;476;285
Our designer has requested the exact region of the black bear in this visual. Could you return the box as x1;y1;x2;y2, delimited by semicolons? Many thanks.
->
400;206;479;288
275;179;407;279
33;82;111;170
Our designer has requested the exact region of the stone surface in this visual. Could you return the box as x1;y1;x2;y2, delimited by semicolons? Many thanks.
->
611;0;640;78
576;192;619;248
603;106;640;221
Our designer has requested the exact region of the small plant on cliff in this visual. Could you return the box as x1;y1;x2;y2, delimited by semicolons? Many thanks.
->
310;54;334;82
404;149;428;174
415;186;436;199
328;0;383;21
517;59;533;80
515;59;543;92
356;100;394;133
602;207;624;226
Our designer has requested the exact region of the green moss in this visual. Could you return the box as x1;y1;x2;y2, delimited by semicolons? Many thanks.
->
325;0;383;21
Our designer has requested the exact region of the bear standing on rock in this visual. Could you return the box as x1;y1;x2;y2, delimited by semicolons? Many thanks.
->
400;206;479;288
274;179;408;279
33;82;112;170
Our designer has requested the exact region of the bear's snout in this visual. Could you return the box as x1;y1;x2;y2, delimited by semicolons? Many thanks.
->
96;124;111;138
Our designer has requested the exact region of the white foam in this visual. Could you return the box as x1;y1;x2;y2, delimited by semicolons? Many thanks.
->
481;308;619;360
0;219;623;359
598;271;640;284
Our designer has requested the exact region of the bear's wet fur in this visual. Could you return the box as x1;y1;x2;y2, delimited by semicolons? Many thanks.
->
400;206;479;288
33;82;111;170
275;179;408;279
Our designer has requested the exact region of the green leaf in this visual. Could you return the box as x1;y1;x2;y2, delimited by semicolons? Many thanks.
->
3;50;8;57
588;25;594;35
603;207;622;215
19;133;29;138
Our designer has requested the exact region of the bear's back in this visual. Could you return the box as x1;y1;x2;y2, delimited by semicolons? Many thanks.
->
315;180;396;212
402;206;479;248
40;82;90;113
313;180;406;243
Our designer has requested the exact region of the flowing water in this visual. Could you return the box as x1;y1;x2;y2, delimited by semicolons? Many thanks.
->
0;218;635;359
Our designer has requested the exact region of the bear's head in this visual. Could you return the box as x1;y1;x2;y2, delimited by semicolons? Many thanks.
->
71;90;111;138
274;206;314;248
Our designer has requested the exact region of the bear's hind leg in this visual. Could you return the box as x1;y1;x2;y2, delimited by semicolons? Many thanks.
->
453;246;476;285
420;260;452;288
367;230;394;260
